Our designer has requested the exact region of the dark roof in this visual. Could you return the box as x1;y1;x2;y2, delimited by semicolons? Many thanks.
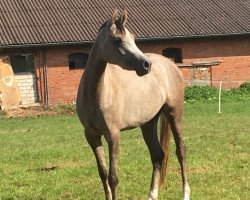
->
1;0;250;47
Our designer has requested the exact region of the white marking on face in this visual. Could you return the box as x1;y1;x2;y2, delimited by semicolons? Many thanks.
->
123;28;145;58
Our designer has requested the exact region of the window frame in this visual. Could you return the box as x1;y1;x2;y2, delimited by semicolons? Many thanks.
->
9;54;35;74
68;53;89;70
162;48;183;63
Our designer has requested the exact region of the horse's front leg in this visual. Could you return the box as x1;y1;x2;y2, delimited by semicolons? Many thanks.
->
104;130;120;200
84;129;112;200
141;117;164;200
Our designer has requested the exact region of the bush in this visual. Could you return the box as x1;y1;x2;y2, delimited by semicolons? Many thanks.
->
222;82;250;101
184;86;219;102
184;84;250;102
239;82;250;91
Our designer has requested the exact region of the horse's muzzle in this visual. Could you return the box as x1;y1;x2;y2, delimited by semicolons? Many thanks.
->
143;60;151;72
136;59;151;76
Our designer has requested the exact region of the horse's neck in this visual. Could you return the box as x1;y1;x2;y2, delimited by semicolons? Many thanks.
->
83;42;107;98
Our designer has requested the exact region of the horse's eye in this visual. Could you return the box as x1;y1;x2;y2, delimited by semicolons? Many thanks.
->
114;37;122;46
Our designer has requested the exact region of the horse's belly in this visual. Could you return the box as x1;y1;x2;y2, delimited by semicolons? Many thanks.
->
120;95;164;129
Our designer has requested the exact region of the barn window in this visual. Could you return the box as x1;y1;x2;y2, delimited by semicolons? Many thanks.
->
68;53;89;69
10;54;35;74
162;48;183;63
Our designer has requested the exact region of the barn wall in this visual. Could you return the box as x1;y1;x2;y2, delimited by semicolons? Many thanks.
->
138;36;250;88
15;74;38;105
35;45;90;104
3;36;249;105
41;36;250;104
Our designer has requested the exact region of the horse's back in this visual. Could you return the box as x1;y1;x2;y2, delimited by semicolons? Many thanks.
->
146;53;184;103
145;53;183;82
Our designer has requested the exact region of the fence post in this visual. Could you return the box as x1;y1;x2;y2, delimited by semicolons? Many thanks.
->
218;81;222;113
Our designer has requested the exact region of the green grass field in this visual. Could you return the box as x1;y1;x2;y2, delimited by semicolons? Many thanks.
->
0;101;249;200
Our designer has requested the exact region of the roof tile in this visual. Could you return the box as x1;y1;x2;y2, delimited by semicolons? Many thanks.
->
0;0;250;46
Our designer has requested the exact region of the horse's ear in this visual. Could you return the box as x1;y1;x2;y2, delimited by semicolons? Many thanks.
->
111;9;126;37
122;9;128;26
112;9;119;24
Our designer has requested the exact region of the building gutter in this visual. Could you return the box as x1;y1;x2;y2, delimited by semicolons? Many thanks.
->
0;33;249;49
135;32;250;42
0;41;93;49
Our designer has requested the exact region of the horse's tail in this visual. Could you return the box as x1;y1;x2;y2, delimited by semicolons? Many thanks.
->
159;113;171;186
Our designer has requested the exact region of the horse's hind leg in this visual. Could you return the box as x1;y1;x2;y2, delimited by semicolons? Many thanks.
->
141;116;164;200
84;129;112;200
163;105;190;200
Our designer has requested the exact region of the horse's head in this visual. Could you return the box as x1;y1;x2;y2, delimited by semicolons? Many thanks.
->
98;9;151;76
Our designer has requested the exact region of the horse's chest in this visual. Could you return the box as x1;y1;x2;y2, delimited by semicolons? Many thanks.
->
80;99;107;131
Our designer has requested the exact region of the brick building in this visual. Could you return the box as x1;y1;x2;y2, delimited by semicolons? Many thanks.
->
0;0;250;106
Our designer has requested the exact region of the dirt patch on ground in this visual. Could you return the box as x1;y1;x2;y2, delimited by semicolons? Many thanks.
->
170;166;212;174
3;104;76;118
5;106;56;118
29;162;81;173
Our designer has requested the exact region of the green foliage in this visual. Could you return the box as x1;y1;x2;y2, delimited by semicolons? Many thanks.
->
185;84;250;102
185;86;219;102
239;81;250;90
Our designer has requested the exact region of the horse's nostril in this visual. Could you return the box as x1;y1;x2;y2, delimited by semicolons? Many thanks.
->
143;60;151;70
143;61;149;70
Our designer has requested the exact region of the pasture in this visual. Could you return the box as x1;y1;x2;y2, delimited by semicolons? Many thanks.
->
0;101;249;200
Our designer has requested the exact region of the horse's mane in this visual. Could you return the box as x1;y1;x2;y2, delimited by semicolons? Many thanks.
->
98;21;108;33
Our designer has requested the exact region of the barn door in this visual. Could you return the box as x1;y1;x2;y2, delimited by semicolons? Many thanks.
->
10;54;39;105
